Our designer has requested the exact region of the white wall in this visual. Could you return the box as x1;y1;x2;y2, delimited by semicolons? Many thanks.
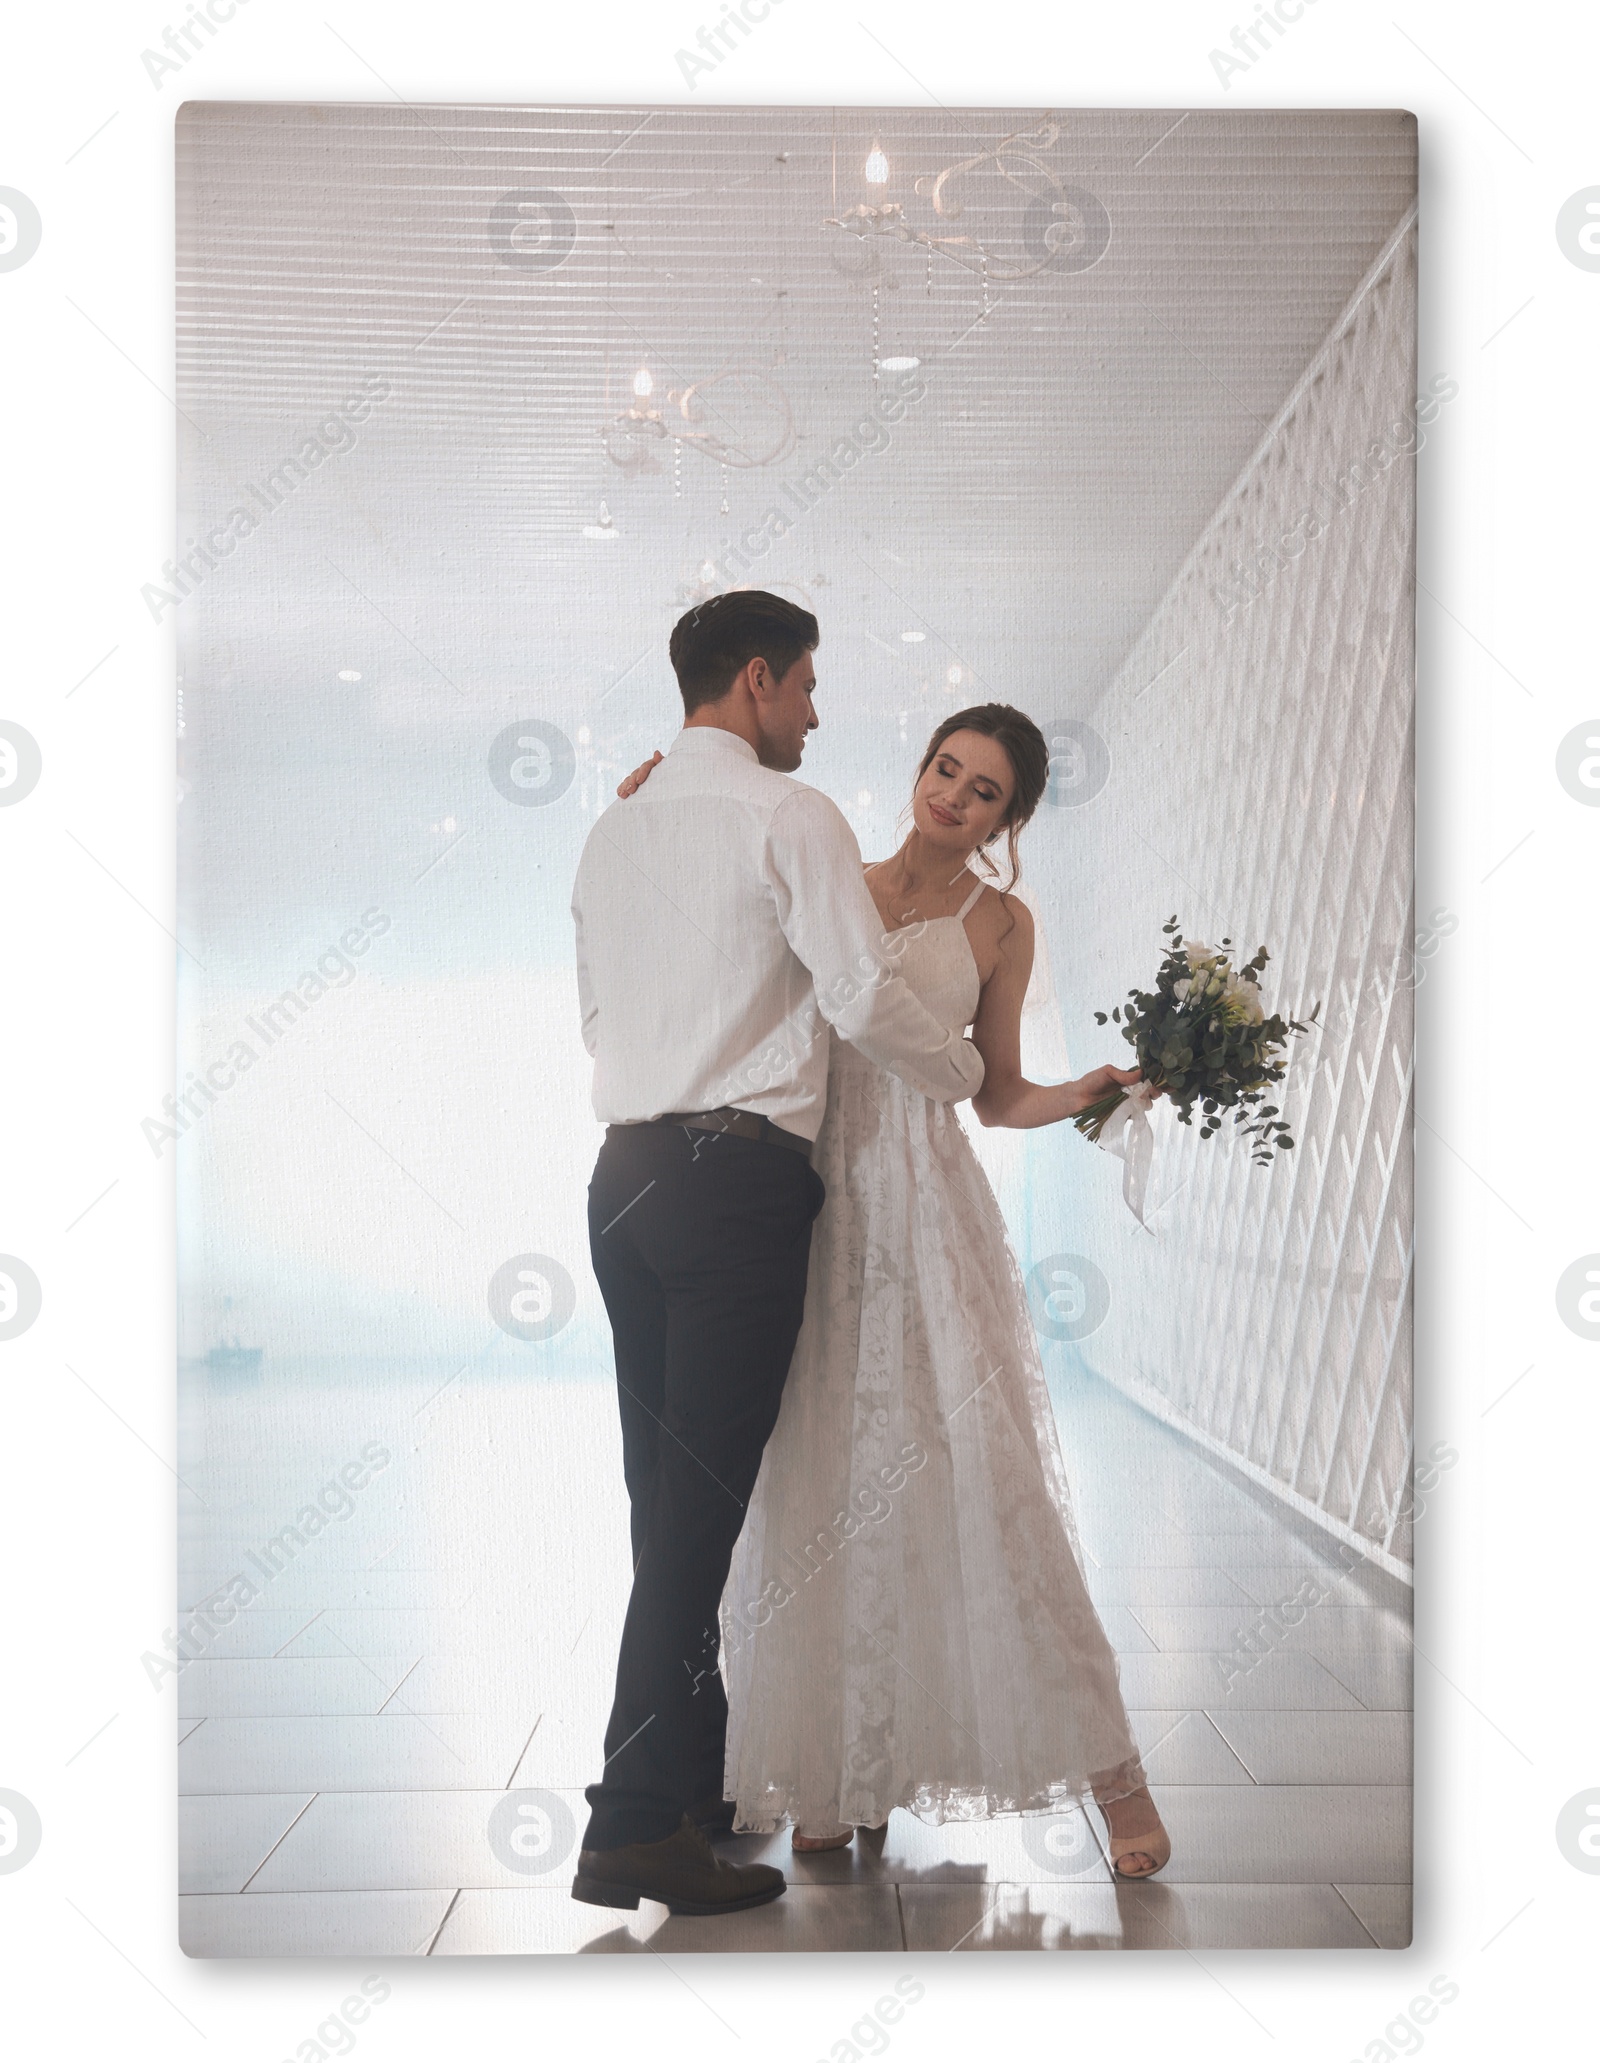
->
1027;216;1418;1574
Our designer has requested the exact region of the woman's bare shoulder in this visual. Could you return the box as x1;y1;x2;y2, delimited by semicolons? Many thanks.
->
972;883;1033;943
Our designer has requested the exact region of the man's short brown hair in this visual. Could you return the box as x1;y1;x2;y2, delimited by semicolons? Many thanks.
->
668;591;820;715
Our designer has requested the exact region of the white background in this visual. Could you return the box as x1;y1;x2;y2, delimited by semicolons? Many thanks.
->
0;0;1592;2055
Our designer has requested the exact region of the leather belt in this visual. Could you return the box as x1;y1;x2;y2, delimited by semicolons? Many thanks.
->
616;1105;813;1158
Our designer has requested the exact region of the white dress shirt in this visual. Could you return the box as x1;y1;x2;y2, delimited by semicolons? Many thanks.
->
571;727;985;1141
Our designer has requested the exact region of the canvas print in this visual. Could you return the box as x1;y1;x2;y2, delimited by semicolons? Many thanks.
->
169;100;1418;1954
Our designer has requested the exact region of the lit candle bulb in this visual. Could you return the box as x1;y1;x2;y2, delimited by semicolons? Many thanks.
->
864;141;889;185
632;365;654;400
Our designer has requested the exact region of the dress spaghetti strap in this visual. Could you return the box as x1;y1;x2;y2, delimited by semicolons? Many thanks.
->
956;876;986;920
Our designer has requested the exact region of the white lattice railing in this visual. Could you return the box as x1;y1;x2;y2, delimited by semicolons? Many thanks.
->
1025;208;1417;1578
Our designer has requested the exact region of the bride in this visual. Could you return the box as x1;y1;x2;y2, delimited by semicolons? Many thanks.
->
620;704;1170;1878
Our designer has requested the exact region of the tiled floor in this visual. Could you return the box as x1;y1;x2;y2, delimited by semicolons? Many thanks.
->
176;1365;1412;1955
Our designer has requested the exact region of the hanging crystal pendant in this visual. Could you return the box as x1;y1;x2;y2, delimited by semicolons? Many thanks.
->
871;281;881;382
719;461;730;515
673;438;683;498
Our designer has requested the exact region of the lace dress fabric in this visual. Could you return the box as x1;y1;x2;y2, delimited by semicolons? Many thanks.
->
720;898;1150;1832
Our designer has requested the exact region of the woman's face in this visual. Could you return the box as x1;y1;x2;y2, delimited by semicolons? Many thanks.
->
910;728;1016;858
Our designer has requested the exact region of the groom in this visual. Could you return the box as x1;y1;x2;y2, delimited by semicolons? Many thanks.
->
569;590;985;1915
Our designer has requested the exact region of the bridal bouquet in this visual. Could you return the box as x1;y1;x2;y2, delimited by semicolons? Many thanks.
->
1074;917;1320;1227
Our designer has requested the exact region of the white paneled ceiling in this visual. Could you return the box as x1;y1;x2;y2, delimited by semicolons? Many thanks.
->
175;103;1417;710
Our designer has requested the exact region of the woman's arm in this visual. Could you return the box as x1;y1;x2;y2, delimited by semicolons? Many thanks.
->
616;751;662;797
969;897;1144;1128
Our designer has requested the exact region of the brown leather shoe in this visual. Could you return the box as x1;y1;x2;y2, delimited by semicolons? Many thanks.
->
571;1813;786;1916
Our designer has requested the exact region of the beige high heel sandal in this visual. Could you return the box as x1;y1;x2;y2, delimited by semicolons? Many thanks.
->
1097;1785;1171;1879
791;1821;890;1855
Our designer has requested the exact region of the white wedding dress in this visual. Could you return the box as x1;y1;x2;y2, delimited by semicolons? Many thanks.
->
719;879;1150;1832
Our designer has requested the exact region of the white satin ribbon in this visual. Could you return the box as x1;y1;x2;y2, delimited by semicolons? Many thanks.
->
1093;1078;1159;1232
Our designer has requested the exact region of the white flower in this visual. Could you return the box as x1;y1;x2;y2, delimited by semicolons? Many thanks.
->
1221;973;1265;1024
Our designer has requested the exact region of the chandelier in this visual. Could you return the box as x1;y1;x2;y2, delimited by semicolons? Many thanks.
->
823;120;1111;285
600;363;798;489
